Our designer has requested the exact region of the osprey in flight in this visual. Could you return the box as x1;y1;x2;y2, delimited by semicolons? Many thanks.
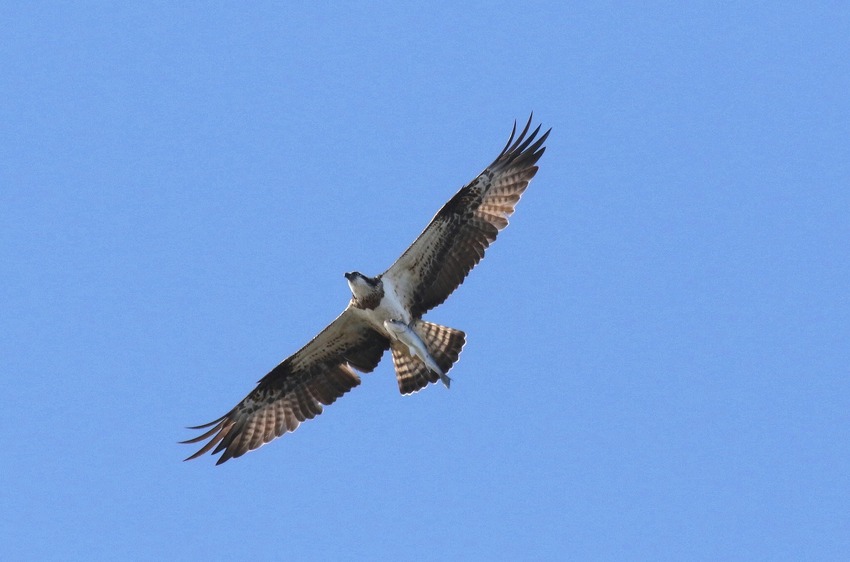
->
183;117;550;464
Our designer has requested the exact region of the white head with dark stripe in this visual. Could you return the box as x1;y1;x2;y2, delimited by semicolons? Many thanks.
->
344;271;384;308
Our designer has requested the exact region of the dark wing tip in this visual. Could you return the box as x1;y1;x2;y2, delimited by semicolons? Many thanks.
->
184;417;227;431
180;415;233;461
492;114;550;172
180;416;254;464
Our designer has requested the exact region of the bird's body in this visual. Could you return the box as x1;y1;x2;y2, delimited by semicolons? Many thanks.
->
345;272;411;325
183;116;550;464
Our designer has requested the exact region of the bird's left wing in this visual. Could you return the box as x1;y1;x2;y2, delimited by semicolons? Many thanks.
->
182;307;388;464
383;116;550;318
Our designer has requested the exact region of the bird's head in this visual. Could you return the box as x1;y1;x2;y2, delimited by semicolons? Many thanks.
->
345;271;381;300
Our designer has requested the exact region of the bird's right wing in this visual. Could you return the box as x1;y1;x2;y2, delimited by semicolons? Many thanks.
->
182;307;388;464
383;116;549;318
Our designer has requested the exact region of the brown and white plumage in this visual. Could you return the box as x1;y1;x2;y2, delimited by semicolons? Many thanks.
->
183;116;549;464
390;320;466;395
182;309;389;464
384;117;550;317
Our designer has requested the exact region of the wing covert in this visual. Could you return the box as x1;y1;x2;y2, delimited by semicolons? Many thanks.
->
182;308;388;464
384;115;550;317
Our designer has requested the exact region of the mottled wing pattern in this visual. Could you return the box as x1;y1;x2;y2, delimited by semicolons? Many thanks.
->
391;320;466;394
385;116;550;317
182;308;389;464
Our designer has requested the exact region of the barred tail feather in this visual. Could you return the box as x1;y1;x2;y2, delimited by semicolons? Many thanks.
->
391;320;466;395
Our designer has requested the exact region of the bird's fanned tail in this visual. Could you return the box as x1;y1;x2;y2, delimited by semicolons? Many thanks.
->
391;320;466;395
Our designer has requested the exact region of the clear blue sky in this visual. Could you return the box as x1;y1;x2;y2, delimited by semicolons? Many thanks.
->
2;3;848;560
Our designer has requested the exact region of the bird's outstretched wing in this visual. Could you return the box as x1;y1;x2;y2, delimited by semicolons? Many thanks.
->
384;116;550;318
182;308;388;464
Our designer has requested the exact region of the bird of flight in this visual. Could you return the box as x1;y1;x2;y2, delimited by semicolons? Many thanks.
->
183;116;550;464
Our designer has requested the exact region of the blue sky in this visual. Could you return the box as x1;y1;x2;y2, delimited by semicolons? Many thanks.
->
2;2;849;560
